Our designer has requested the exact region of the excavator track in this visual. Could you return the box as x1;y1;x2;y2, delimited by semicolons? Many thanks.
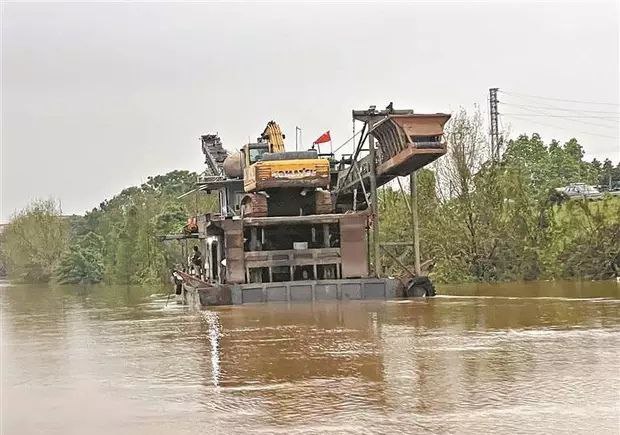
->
241;193;268;218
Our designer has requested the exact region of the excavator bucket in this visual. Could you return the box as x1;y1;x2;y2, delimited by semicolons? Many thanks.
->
371;113;451;177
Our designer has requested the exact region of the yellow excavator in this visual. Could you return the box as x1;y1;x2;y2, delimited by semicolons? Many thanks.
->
225;121;332;217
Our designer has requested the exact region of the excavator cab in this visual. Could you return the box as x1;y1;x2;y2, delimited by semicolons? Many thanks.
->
243;143;270;166
240;120;285;167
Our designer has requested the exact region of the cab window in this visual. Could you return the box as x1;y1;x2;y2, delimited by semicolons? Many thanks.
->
249;147;268;164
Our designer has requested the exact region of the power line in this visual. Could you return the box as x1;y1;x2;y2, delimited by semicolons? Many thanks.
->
333;128;363;154
502;113;620;122
500;101;620;116
503;111;618;130
500;90;620;106
499;101;619;130
504;114;618;139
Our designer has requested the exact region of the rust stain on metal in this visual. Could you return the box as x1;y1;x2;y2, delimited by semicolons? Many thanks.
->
377;146;447;177
340;213;369;278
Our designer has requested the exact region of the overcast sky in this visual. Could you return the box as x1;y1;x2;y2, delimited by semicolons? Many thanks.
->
2;1;619;222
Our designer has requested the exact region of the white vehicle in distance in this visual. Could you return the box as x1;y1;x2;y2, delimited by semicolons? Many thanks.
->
555;183;603;200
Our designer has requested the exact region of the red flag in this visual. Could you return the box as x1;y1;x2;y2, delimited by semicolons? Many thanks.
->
313;131;331;144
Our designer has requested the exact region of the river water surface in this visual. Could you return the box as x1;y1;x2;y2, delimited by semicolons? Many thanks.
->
1;280;619;434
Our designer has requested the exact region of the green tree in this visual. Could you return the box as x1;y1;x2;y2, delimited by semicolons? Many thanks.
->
0;199;68;282
86;170;217;284
56;232;105;284
543;198;620;280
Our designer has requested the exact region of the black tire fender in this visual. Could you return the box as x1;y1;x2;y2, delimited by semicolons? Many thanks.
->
405;276;436;298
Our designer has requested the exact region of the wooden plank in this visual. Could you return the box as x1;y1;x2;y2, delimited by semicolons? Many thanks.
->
245;247;340;257
245;257;341;268
242;213;359;227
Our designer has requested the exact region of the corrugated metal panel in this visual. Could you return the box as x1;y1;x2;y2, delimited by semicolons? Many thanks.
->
340;214;369;278
392;114;450;138
221;219;245;284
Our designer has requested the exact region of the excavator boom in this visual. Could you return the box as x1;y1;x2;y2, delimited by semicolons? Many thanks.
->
261;121;286;153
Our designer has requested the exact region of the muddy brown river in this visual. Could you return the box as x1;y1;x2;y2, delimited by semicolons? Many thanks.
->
1;280;619;434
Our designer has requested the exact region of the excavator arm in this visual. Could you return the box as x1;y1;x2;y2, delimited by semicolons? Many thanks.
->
261;121;286;153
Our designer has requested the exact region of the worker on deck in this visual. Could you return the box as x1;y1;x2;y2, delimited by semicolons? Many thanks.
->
191;245;204;278
170;268;183;295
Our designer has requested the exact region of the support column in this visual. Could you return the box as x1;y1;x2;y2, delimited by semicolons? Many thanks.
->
410;171;421;275
368;118;382;277
322;224;330;248
249;227;258;251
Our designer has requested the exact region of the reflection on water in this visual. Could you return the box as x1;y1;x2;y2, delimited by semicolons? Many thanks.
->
203;310;221;388
1;280;619;434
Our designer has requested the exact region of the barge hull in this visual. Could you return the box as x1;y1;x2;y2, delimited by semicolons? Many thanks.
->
184;277;401;308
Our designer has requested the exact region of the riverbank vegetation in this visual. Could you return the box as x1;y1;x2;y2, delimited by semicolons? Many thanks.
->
1;111;618;285
1;171;216;284
0;200;69;282
380;109;620;282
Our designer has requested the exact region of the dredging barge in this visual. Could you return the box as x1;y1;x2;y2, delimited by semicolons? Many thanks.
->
167;105;450;307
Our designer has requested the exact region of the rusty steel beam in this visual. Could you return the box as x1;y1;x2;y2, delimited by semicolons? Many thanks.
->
410;171;421;276
379;244;415;279
244;248;341;269
368;117;381;277
242;213;361;227
396;177;412;214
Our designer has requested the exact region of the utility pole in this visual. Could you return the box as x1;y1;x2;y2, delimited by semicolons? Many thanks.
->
367;116;382;277
489;88;501;161
410;172;421;276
